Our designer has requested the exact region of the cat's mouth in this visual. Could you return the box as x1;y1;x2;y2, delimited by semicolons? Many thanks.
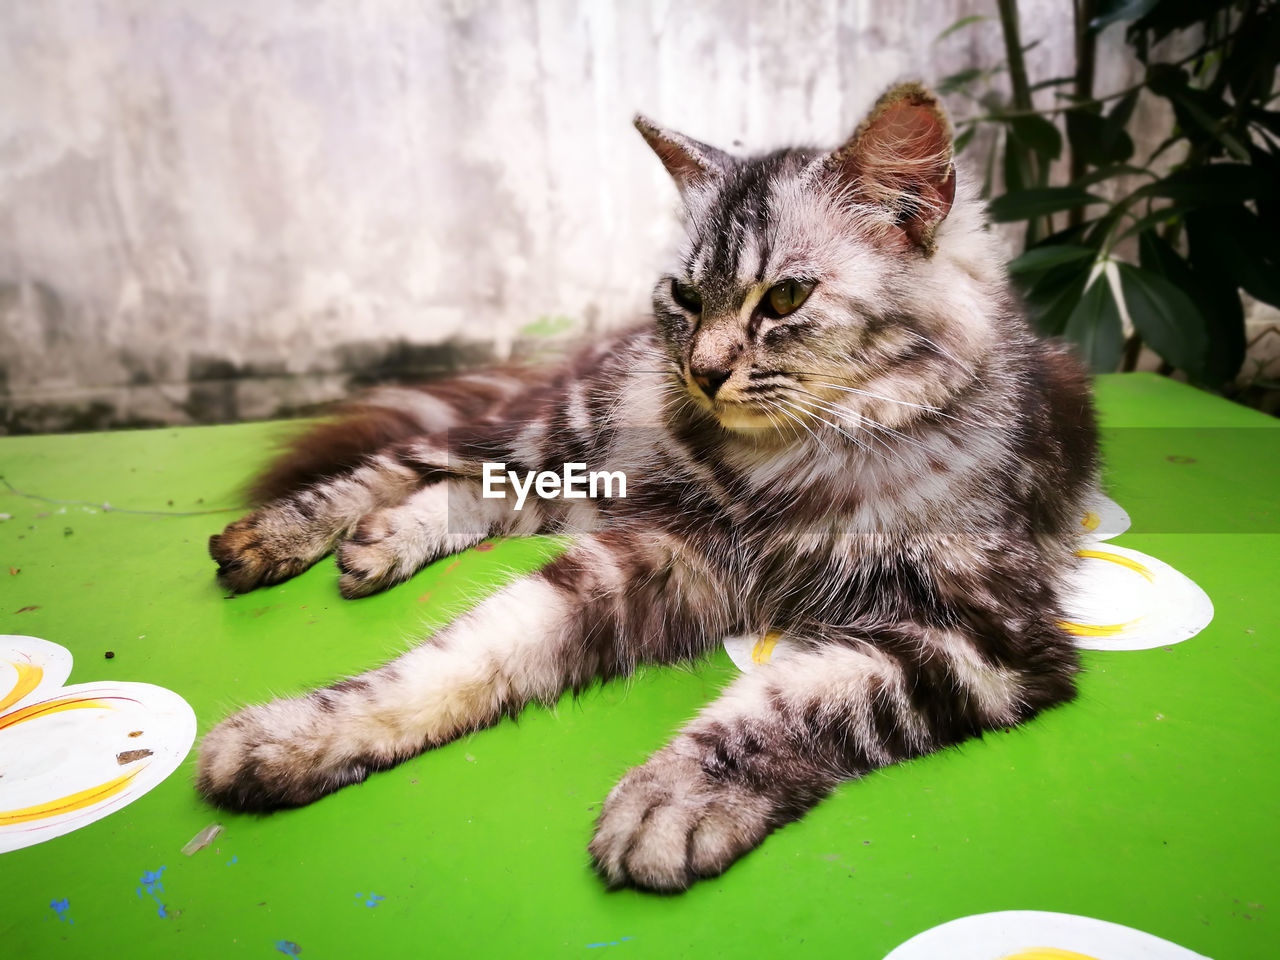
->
686;389;784;432
679;371;794;433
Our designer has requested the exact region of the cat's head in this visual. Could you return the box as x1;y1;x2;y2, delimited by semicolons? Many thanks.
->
637;83;1003;435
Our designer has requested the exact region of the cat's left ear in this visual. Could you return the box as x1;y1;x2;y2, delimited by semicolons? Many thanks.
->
634;115;732;196
825;83;957;253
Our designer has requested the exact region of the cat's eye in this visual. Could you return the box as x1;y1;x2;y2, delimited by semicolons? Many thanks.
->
762;279;815;318
671;278;702;313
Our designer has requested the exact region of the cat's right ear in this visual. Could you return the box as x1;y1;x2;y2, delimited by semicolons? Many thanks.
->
823;83;956;254
634;115;731;196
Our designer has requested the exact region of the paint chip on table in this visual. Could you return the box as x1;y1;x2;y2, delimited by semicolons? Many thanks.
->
182;823;224;856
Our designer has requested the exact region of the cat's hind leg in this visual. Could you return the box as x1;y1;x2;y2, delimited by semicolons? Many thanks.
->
589;627;1076;891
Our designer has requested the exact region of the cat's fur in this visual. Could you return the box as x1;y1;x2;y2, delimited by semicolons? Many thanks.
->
199;83;1098;892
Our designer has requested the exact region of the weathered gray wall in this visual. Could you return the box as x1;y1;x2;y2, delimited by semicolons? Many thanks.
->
2;0;1137;432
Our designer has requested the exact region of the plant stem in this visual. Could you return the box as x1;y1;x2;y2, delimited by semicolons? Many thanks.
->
1068;0;1098;226
995;0;1051;238
996;0;1035;113
1121;333;1144;373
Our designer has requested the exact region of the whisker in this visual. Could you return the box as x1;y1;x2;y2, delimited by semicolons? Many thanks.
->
903;329;972;374
788;373;981;429
776;394;874;458
799;392;931;453
787;392;903;462
784;373;943;413
773;396;836;456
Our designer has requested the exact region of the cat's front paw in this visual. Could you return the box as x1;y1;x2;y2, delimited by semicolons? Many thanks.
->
333;510;419;599
196;699;370;811
334;488;485;599
209;509;327;593
589;750;772;892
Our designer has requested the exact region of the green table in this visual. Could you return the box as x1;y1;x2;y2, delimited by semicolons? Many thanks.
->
2;373;1276;959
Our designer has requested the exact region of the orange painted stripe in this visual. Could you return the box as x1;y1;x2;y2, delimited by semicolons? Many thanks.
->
751;631;783;664
0;695;122;733
1060;618;1141;638
0;766;145;825
1075;548;1155;583
0;660;43;713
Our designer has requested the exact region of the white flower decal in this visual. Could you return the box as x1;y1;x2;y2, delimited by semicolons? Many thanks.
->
0;635;196;854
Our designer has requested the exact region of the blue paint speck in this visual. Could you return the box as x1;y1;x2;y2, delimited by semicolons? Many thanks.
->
586;937;635;948
227;855;238;865
354;892;385;908
50;898;73;924
136;866;169;918
275;940;302;956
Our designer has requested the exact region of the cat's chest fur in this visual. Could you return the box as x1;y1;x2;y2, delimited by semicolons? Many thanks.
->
622;419;1016;630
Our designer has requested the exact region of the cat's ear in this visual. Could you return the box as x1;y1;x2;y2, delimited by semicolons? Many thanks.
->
825;83;957;252
634;115;731;195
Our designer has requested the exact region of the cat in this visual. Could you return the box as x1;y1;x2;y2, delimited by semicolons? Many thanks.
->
199;82;1099;892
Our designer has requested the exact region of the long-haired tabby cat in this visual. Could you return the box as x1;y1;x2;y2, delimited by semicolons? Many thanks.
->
200;83;1098;891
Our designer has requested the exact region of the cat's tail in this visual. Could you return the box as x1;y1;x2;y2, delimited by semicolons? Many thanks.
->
247;370;545;505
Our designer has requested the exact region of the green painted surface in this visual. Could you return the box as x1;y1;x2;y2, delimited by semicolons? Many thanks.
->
0;373;1275;959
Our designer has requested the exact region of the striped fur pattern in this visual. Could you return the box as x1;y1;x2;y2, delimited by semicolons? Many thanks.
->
199;84;1098;892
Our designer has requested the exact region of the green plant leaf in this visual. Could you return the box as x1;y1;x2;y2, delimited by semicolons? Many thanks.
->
1115;262;1208;380
1001;126;1048;243
937;68;984;95
1002;126;1030;194
1184;207;1280;309
935;14;991;42
1090;0;1160;30
1065;107;1136;168
1030;75;1076;92
1137;228;1188;280
1104;87;1140;133
1065;109;1106;167
1137;228;1239;386
1131;164;1276;206
1008;245;1097;275
1146;64;1251;161
1115;202;1197;243
1063;274;1124;372
1084;203;1130;248
1174;95;1251;160
980;131;998;200
1038;220;1100;248
1007;114;1063;160
1070;163;1152;188
1251;108;1280;141
1226;7;1280;104
988;187;1106;222
1100;88;1140;161
1131;0;1238;46
1174;214;1247;385
1022;260;1094;336
953;124;977;155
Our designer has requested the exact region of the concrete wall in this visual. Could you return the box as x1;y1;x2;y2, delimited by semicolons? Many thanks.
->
2;0;1142;432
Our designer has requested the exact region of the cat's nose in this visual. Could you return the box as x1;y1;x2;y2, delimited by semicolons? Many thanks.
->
690;366;732;399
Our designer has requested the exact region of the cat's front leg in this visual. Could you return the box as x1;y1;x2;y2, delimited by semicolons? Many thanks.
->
212;450;527;597
332;477;530;598
210;453;423;592
198;532;723;810
197;572;573;809
590;630;1075;891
